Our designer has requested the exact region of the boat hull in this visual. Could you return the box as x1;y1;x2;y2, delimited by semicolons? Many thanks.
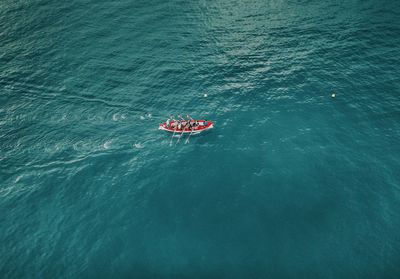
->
159;120;213;133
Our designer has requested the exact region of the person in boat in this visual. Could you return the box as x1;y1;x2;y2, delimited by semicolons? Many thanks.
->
187;114;194;125
175;115;183;130
183;115;193;129
191;121;198;131
184;120;191;130
189;120;195;129
168;115;177;129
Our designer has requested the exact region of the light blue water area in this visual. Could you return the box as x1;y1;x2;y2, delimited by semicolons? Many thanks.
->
1;0;400;278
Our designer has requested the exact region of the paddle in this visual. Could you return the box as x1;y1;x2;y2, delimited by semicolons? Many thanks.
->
166;116;175;145
185;127;194;144
170;125;177;146
184;115;197;144
174;118;187;144
176;126;185;144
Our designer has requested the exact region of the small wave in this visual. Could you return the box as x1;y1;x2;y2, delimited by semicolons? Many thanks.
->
15;175;23;182
0;187;13;198
103;140;112;149
133;143;144;149
112;113;127;121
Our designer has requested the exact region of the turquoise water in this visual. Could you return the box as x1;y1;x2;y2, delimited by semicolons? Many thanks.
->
1;0;400;277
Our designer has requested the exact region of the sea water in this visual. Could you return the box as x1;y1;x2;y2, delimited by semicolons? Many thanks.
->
1;0;400;278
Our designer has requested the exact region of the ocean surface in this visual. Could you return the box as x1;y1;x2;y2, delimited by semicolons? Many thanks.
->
1;0;400;278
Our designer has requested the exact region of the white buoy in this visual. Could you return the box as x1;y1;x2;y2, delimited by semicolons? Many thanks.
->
331;93;336;98
204;93;208;97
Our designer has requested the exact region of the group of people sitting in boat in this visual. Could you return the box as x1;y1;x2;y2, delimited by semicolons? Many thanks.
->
165;115;204;131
